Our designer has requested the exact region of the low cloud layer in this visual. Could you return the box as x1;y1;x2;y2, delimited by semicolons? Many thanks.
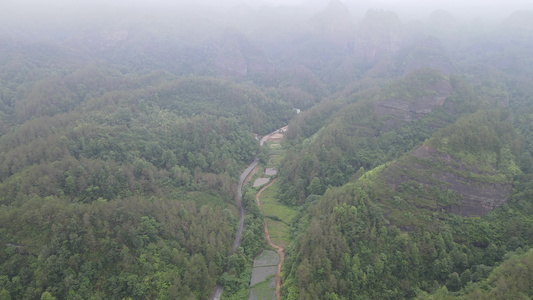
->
1;0;532;37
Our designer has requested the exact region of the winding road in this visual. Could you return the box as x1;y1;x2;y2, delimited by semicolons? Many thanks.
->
209;131;278;300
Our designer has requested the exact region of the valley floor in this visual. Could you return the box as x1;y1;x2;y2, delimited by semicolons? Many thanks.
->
248;131;295;300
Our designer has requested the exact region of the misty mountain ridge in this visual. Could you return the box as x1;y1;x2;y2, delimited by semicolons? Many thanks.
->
1;1;533;300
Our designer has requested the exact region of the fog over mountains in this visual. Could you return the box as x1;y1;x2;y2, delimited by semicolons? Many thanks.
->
1;0;533;299
2;0;533;33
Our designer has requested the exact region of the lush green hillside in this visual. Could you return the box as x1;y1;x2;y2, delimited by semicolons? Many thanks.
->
275;8;533;300
277;69;487;205
0;37;288;299
0;195;233;299
1;2;533;300
419;248;533;299
281;109;533;299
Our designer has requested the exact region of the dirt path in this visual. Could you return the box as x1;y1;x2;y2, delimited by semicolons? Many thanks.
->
255;178;284;300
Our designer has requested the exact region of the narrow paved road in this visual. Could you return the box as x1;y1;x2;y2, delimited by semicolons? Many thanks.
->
210;129;279;300
233;158;258;252
210;158;258;300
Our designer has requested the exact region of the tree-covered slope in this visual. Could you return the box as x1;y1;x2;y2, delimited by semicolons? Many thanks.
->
420;248;533;299
276;14;533;296
381;110;521;220
281;109;533;299
0;195;234;299
277;68;489;205
1;3;533;300
0;34;292;299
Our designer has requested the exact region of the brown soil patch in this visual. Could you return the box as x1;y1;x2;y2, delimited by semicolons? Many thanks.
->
268;133;284;143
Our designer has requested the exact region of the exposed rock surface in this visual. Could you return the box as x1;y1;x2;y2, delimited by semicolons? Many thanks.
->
212;31;272;77
354;9;402;63
374;78;452;125
383;145;512;216
305;0;354;50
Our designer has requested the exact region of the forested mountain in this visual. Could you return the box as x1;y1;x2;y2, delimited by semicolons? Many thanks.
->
1;0;533;299
276;5;533;300
0;8;294;298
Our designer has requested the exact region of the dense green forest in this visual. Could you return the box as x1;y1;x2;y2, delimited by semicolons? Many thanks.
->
276;6;533;300
1;0;533;299
0;22;292;299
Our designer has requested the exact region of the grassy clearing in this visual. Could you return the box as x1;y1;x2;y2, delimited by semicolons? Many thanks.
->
265;219;292;249
249;276;276;300
267;142;285;166
250;266;278;286
259;183;295;225
253;250;279;267
258;182;296;248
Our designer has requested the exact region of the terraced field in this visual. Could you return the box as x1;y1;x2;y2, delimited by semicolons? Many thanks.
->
248;131;296;300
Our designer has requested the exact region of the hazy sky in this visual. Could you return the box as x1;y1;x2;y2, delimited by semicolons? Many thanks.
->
4;0;532;11
375;0;533;19
2;0;533;29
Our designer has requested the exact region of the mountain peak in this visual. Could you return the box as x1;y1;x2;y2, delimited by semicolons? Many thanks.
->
309;0;352;29
501;9;533;35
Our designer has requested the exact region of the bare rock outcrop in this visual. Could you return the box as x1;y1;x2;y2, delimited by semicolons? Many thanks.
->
383;145;512;217
374;78;452;126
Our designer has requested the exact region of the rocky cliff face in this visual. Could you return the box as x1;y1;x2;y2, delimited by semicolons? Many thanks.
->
373;70;453;130
305;0;354;50
382;145;512;217
354;9;402;63
211;31;272;77
374;79;451;123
